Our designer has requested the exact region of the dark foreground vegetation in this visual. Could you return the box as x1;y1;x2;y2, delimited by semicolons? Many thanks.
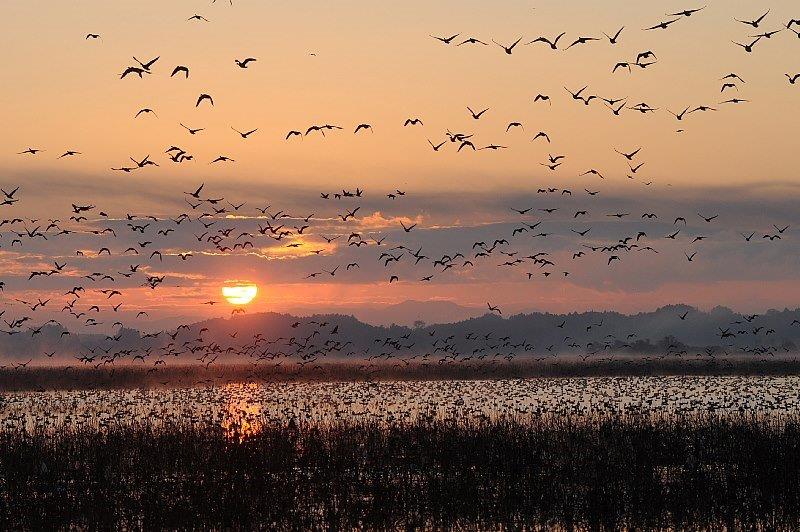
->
1;415;798;530
3;356;800;391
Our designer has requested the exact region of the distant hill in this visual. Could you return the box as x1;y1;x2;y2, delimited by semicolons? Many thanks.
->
1;305;799;364
286;300;486;327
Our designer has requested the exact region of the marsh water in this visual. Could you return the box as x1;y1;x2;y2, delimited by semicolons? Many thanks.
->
2;376;798;435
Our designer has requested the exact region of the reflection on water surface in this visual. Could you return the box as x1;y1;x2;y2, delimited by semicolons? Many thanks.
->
2;376;798;438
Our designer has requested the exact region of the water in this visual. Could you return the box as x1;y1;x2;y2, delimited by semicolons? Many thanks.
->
2;376;798;435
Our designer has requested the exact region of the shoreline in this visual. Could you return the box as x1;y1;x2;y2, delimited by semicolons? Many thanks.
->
1;357;800;391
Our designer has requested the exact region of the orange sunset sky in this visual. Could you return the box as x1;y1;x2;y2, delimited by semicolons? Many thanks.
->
1;0;799;328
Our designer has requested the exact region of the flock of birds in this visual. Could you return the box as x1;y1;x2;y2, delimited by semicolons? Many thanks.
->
2;3;800;379
4;376;800;433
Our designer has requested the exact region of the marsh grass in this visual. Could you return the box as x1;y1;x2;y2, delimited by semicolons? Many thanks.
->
1;414;798;529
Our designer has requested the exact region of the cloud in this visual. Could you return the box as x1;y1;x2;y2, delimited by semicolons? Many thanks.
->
357;210;424;230
1;180;799;329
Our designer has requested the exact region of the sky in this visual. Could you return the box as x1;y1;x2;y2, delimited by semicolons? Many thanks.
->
1;0;799;329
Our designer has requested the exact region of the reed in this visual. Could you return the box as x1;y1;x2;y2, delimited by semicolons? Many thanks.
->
1;414;798;529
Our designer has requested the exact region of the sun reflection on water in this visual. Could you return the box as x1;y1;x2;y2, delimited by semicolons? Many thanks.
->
220;383;263;441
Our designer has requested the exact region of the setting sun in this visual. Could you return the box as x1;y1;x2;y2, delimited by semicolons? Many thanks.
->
222;283;258;305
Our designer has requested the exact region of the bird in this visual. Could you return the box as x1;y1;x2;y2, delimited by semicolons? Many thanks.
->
458;140;476;152
234;58;257;68
615;147;641;160
532;132;551;143
196;93;214;107
431;33;459;44
170;65;190;78
612;62;632;74
184;184;204;198
427;139;446;151
492;37;523;54
735;9;770;28
134;56;159;71
668;107;691;120
750;29;783;39
669;7;706;17
467;106;489;119
644;18;681;31
566;36;600;49
636;51;657;64
527;32;566;50
458;37;488;46
120;66;148;79
565;85;589;101
580;169;604;179
732;38;761;53
603;27;624;44
400;221;417;232
180;123;204;135
232;127;258;138
134;108;157;119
